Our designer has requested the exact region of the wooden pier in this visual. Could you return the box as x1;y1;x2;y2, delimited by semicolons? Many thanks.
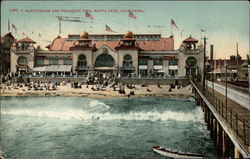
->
191;79;250;158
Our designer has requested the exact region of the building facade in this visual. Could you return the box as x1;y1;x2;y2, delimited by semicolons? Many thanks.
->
10;31;204;79
1;32;15;74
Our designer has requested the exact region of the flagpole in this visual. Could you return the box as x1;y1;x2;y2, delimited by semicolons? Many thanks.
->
200;30;201;41
59;19;61;35
8;19;10;32
84;21;86;32
105;34;107;44
128;14;130;31
170;22;172;36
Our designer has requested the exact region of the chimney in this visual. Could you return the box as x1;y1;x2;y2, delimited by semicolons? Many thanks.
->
210;45;214;60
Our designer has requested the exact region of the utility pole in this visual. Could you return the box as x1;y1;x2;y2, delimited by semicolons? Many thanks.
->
225;61;228;106
212;47;215;97
202;36;208;92
236;43;239;81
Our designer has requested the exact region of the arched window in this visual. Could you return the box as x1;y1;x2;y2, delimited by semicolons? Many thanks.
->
124;54;132;61
77;54;87;66
95;54;115;67
123;54;132;67
78;54;86;61
17;56;27;66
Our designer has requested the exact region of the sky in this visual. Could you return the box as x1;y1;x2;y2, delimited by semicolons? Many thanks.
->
1;1;249;59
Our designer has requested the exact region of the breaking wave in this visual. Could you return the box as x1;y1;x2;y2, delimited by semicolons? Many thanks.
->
2;107;203;122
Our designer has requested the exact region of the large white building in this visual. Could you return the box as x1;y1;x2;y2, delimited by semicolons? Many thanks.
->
10;31;204;78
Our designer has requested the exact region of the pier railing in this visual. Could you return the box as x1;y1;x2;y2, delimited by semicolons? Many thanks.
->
191;79;250;147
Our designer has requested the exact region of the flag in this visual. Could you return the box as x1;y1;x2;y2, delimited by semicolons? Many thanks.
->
171;19;179;30
128;11;136;19
201;29;206;32
8;19;10;32
105;25;116;33
85;11;94;20
12;24;17;33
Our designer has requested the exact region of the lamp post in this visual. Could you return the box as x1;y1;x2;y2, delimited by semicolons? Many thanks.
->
225;60;228;106
212;65;215;97
205;61;210;91
213;51;216;97
236;43;239;81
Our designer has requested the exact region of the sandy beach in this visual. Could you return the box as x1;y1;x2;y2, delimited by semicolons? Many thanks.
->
0;84;193;99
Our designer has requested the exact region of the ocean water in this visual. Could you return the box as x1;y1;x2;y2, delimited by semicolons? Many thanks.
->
0;96;217;158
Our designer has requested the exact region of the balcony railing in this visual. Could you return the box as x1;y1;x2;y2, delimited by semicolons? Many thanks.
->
121;66;135;70
15;48;30;53
183;49;200;54
75;66;88;71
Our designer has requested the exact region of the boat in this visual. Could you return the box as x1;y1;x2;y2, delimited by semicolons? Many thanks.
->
153;146;205;159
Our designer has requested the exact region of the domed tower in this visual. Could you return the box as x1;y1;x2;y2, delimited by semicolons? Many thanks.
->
79;31;90;45
124;31;133;39
70;31;95;50
80;31;89;39
182;35;198;50
178;35;204;80
115;31;140;50
10;37;36;73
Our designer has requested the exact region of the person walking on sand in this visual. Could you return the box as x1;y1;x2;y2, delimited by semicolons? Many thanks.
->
157;83;161;88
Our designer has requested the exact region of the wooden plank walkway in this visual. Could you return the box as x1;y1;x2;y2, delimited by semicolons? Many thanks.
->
193;81;250;150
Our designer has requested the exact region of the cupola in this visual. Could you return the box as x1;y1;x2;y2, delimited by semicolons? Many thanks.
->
124;31;133;39
80;31;89;39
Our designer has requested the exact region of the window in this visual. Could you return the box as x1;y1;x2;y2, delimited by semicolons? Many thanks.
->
64;60;72;65
95;54;114;67
186;57;197;67
49;59;58;65
77;54;87;66
186;68;196;76
36;59;44;66
169;70;178;76
123;54;133;67
124;54;132;60
78;54;86;60
17;56;27;65
169;59;178;66
77;61;87;67
20;43;28;50
154;59;163;65
139;59;148;65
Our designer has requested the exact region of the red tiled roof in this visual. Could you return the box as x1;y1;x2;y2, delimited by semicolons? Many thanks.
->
17;37;36;43
48;36;174;51
137;38;174;51
183;36;198;43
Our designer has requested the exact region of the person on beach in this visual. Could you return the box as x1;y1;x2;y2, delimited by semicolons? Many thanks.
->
157;83;161;88
168;87;172;92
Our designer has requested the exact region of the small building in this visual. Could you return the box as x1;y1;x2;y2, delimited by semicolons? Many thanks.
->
208;58;248;80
